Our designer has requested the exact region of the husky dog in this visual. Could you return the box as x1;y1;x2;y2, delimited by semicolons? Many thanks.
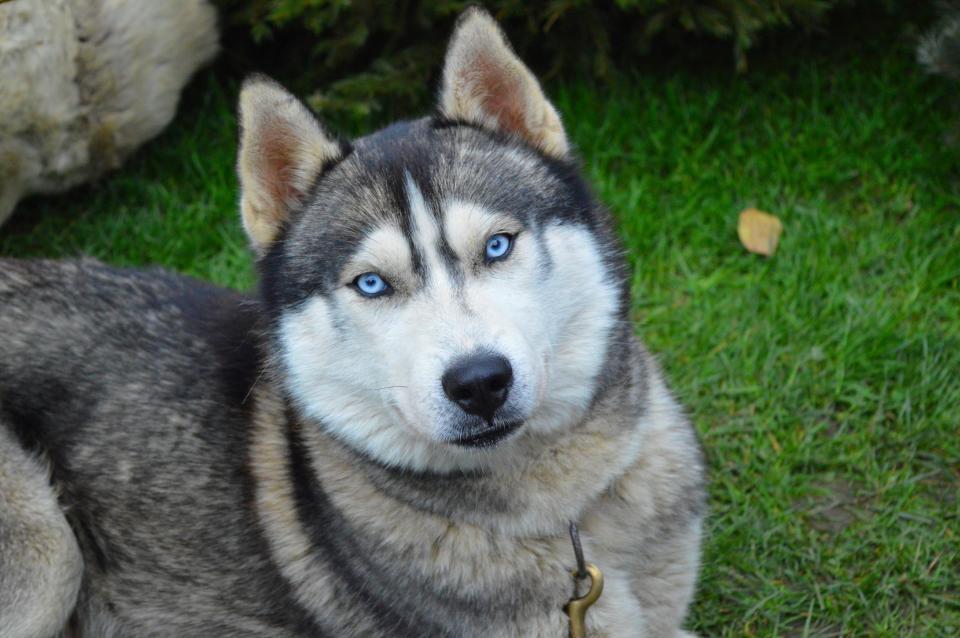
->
0;8;706;637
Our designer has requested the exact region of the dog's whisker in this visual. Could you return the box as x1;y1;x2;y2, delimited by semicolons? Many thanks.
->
241;369;267;405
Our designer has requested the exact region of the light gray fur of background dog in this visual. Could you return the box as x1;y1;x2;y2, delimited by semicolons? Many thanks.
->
0;8;706;637
0;0;218;226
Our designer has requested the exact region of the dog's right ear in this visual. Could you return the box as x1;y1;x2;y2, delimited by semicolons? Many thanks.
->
237;76;345;252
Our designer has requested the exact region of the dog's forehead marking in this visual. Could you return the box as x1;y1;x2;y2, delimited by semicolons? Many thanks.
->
352;225;413;275
443;199;504;259
404;172;461;292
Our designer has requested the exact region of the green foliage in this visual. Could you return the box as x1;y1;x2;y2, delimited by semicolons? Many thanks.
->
215;0;847;118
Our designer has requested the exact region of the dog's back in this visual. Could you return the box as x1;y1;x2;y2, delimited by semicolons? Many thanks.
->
0;257;259;458
0;259;313;636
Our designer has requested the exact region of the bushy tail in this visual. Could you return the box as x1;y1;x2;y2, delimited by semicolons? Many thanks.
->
919;2;960;80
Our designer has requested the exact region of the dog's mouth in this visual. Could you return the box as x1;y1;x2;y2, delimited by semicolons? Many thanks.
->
451;420;523;448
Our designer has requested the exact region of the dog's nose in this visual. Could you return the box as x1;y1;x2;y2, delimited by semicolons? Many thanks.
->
442;353;513;421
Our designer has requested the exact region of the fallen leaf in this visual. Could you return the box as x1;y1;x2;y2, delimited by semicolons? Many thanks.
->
737;208;783;256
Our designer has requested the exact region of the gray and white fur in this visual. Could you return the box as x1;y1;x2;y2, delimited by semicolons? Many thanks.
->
0;8;706;637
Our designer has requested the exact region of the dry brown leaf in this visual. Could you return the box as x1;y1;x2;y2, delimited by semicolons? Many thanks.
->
738;208;783;256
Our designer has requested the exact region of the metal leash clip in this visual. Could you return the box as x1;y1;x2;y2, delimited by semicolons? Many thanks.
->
564;522;603;638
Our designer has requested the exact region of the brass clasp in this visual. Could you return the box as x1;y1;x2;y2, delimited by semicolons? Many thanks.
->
564;562;603;638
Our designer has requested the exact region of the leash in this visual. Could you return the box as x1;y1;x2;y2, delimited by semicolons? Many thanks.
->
563;521;603;638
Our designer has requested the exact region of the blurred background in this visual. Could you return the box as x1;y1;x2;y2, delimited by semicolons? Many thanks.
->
1;1;957;635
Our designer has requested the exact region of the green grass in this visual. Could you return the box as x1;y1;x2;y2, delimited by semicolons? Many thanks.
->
2;25;959;638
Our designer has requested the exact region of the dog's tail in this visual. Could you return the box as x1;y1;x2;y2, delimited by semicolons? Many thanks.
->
919;3;960;80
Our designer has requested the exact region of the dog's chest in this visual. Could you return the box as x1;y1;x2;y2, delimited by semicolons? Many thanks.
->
414;518;647;638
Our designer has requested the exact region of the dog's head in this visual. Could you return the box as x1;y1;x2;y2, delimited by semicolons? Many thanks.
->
238;8;629;471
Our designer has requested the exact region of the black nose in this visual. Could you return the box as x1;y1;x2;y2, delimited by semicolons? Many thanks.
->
442;354;513;422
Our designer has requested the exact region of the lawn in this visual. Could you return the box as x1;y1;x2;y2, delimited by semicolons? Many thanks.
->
1;15;958;638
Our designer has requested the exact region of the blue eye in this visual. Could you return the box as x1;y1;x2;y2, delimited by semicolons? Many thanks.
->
485;233;514;262
353;272;390;297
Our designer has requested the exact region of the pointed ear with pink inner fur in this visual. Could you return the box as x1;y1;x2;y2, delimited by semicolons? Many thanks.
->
439;7;570;159
237;76;346;252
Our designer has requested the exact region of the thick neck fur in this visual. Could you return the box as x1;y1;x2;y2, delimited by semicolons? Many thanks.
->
248;339;655;636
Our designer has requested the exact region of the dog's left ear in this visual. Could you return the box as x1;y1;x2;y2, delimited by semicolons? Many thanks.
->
237;75;346;252
439;7;570;159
